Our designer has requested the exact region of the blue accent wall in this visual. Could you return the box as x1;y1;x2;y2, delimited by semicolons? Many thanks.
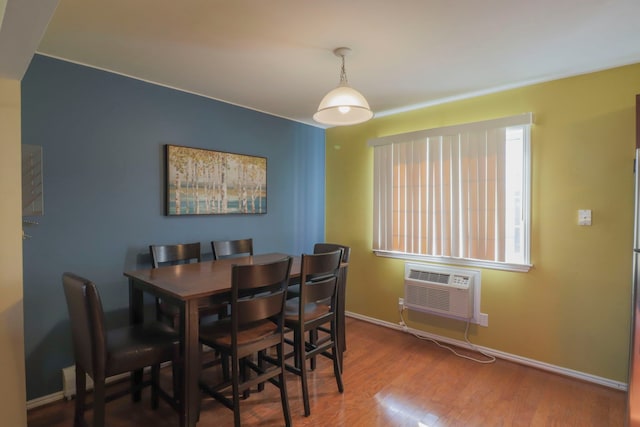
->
21;55;325;400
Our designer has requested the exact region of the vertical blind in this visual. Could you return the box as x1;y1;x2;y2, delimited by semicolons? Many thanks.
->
369;113;532;266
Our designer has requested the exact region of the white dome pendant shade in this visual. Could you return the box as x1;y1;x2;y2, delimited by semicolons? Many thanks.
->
313;47;373;126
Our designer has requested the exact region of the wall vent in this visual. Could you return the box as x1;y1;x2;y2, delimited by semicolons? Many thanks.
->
404;263;474;320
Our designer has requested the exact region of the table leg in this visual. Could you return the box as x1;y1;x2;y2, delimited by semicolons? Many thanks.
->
128;278;144;402
180;299;201;427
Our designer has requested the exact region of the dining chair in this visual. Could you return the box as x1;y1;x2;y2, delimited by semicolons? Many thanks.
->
62;272;180;427
211;238;253;260
149;242;202;326
287;243;350;299
150;242;228;325
198;257;293;427
283;249;344;417
312;243;351;366
287;243;351;368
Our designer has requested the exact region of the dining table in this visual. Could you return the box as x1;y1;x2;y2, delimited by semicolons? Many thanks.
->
124;252;346;427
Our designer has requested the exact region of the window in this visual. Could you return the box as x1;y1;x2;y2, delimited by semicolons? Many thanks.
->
370;113;532;272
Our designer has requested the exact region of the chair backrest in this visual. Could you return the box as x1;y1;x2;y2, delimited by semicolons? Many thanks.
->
212;238;253;260
230;257;292;336
314;243;351;263
299;249;342;308
62;272;106;378
149;242;201;268
313;243;350;292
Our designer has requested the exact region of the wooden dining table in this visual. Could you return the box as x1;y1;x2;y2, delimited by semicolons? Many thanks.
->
124;252;346;427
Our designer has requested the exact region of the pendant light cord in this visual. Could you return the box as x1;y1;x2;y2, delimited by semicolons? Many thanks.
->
339;55;348;85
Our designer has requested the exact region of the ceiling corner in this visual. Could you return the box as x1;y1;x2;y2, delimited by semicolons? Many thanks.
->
0;0;59;80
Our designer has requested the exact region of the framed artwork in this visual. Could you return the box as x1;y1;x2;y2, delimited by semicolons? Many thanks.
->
165;144;267;215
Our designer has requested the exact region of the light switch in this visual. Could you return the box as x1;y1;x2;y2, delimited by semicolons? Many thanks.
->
578;209;592;226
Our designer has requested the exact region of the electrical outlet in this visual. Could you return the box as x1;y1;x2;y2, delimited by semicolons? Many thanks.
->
479;313;489;327
398;297;404;311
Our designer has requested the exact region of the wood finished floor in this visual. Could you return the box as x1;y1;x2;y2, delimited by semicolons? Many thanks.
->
28;317;625;426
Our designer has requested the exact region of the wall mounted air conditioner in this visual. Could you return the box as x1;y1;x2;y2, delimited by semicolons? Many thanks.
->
404;263;474;320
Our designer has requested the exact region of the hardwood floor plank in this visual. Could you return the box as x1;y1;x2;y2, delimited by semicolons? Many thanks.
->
28;317;625;426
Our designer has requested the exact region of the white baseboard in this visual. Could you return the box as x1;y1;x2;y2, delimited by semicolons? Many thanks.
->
27;368;128;411
345;311;627;391
27;314;626;411
27;363;170;411
26;391;65;410
27;371;135;411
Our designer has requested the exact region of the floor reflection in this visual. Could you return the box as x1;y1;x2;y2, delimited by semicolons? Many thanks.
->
375;393;440;426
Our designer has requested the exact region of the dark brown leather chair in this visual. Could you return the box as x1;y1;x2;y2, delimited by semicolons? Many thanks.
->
283;250;344;416
62;272;180;427
199;257;293;427
211;238;253;260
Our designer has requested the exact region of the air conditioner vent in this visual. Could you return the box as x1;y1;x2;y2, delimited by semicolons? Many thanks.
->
406;283;450;312
408;269;450;284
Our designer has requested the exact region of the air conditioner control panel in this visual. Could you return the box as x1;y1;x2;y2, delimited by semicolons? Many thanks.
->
451;275;471;287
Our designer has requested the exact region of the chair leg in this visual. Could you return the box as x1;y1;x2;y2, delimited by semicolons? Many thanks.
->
74;365;86;427
172;360;181;408
293;331;302;369
151;364;160;409
231;355;242;427
222;354;230;381
257;350;266;392
309;329;317;370
277;342;292;427
131;368;143;402
297;328;311;417
331;322;344;393
241;358;250;399
93;376;106;427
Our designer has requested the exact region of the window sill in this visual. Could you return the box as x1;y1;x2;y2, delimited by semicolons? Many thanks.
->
372;250;532;273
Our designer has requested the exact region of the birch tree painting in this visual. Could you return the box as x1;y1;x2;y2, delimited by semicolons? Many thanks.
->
165;145;267;215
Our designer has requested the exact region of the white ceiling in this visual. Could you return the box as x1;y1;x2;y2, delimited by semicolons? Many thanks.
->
5;0;640;127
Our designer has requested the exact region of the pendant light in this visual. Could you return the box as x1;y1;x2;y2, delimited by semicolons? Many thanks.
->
313;47;373;126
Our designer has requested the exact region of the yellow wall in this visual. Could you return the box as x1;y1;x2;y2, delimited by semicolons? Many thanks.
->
325;63;640;382
0;78;27;425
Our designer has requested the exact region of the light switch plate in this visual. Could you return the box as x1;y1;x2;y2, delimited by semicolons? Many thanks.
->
578;209;592;226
